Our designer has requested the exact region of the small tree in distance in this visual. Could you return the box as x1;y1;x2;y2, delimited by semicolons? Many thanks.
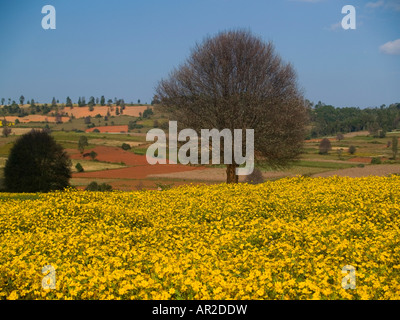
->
319;138;332;155
2;126;12;137
348;145;356;155
78;136;89;154
75;162;84;172
89;150;97;160
336;133;344;141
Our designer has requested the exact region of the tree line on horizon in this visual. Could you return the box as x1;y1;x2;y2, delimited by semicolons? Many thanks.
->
308;101;400;138
0;96;146;115
1;95;399;139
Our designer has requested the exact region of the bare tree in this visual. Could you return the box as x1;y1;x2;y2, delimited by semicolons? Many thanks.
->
336;133;344;141
2;126;12;137
156;30;308;183
319;138;332;155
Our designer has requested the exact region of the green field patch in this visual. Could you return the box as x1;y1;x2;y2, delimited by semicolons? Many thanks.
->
71;159;128;173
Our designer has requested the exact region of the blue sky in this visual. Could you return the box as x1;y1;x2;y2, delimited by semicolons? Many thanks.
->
0;0;399;108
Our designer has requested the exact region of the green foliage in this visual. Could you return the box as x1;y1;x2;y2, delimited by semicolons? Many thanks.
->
310;102;400;138
142;107;153;118
121;143;131;150
78;136;89;154
128;120;143;130
66;96;73;107
4;130;71;192
75;162;84;172
89;151;97;160
371;157;382;164
348;145;356;155
85;181;113;191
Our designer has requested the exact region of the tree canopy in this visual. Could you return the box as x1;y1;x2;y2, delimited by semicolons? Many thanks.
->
4;130;71;192
156;30;308;183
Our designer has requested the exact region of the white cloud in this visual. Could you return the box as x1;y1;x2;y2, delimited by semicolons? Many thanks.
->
366;0;384;8
328;22;342;31
380;39;400;55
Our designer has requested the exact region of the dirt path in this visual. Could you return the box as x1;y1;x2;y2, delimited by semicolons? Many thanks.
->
304;158;363;164
148;167;293;182
311;164;400;178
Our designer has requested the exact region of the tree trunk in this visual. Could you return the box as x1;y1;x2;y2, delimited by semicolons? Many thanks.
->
226;164;239;184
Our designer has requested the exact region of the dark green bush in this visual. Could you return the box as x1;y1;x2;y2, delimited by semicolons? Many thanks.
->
75;162;84;172
348;145;356;155
85;181;113;191
371;157;382;164
4;130;71;192
121;143;131;150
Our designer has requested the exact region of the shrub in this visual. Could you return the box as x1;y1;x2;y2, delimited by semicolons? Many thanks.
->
319;138;332;155
371;157;382;164
89;151;97;160
128;120;143;130
121;143;131;150
244;168;264;184
4;130;71;192
85;181;113;191
336;133;344;141
92;128;100;133
75;162;84;172
143;107;153;118
348;145;356;155
2;126;11;137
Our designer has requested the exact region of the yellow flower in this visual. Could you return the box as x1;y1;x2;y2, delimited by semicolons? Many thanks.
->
7;291;19;300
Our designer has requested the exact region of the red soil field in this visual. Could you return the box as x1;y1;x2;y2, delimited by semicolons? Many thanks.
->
63;106;149;118
3;106;151;124
69;145;205;180
4;115;69;123
85;125;128;133
348;157;390;163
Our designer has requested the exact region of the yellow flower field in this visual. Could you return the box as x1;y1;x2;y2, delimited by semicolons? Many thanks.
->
1;176;400;300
